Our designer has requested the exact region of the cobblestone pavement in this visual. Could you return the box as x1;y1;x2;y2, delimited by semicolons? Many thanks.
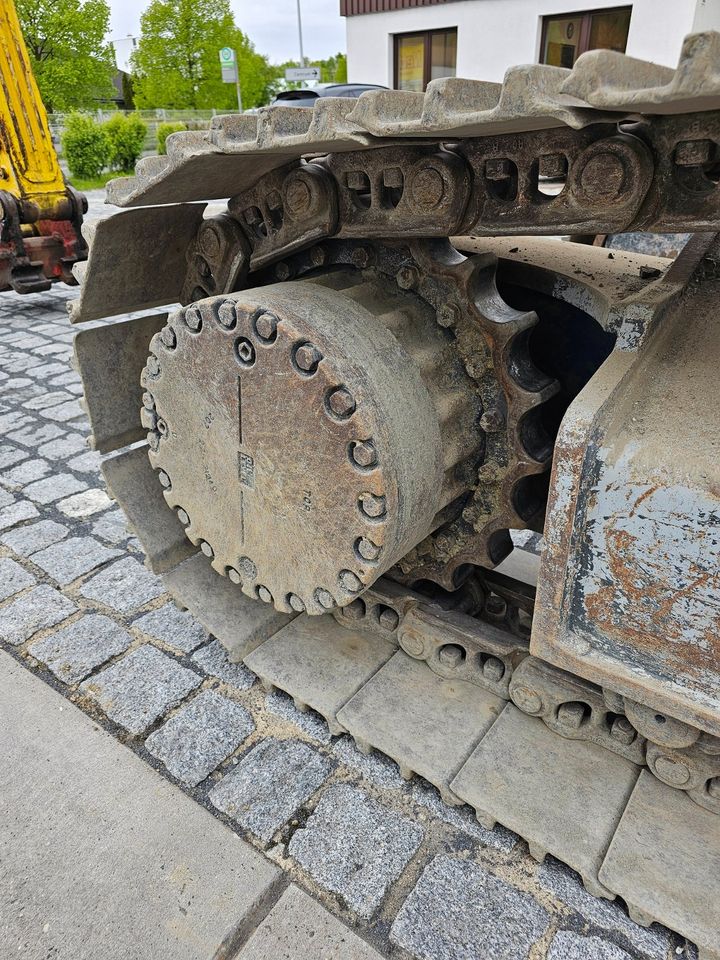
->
0;277;697;960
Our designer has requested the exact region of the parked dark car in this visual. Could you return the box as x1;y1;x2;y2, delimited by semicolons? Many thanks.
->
271;83;388;108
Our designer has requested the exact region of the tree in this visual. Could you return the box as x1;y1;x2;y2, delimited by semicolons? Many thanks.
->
131;0;276;110
312;53;347;84
16;0;116;112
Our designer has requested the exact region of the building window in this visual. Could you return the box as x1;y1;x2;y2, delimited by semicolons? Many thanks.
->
540;7;631;69
395;28;457;92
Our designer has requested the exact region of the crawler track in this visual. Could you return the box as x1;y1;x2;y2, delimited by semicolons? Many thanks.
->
72;34;720;958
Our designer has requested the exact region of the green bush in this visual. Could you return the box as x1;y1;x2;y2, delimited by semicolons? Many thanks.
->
157;121;187;155
104;113;147;171
61;113;109;180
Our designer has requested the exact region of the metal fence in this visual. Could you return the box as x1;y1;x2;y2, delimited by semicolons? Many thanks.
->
47;108;219;158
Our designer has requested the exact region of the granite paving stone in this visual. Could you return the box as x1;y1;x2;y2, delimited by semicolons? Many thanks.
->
80;645;202;734
39;399;83;423
537;858;673;958
31;536;121;585
210;738;333;842
134;603;207;654
264;690;332;744
0;411;30;433
145;690;255;786
91;509;130;545
57;488;113;518
390;855;551;960
0;486;14;508
25;390;74;410
547;931;634;960
23;473;87;504
0;585;77;645
8;422;65;446
0;518;68;556
1;458;50;486
0;500;40;531
0;557;36;601
288;784;424;918
37;433;87;460
0;445;27;470
79;557;165;612
66;450;102;474
191;639;256;691
29;614;133;684
333;734;406;791
411;781;518;852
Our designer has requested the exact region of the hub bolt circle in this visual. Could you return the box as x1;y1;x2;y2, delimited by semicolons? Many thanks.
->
227;568;242;584
257;585;273;603
200;541;214;558
177;508;190;526
158;471;171;488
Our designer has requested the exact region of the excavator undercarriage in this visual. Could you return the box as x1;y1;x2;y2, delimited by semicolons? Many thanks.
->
72;33;720;958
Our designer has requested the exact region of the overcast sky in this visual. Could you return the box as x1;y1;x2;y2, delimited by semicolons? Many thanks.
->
108;0;347;68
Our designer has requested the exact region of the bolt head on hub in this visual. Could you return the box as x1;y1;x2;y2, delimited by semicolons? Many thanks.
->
295;343;323;373
327;387;356;418
255;312;278;341
359;492;385;517
356;537;381;561
352;440;377;468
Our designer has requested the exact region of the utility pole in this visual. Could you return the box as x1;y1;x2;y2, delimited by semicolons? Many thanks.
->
296;0;305;67
235;71;243;113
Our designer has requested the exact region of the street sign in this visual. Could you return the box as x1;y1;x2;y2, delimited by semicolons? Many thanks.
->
285;66;321;82
219;47;237;83
219;47;242;112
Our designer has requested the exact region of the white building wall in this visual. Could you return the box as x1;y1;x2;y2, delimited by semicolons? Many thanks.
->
346;0;712;87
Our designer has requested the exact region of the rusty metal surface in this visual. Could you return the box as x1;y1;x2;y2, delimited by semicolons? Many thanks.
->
533;234;720;737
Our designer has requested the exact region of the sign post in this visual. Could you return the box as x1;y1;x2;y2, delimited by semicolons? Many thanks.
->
219;47;242;112
284;66;321;84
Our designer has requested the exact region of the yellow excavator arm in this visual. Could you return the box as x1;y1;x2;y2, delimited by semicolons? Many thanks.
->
0;0;86;292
